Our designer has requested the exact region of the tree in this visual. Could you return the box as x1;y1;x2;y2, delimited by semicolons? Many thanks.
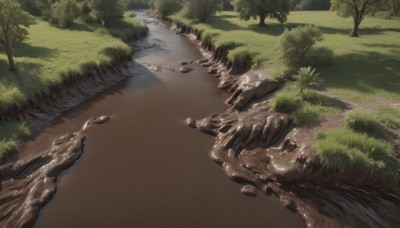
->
0;0;35;70
331;0;390;37
183;0;222;22
88;0;125;26
51;0;80;28
153;0;181;19
233;0;290;26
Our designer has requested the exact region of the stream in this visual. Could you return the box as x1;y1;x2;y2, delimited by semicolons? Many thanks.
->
21;11;304;227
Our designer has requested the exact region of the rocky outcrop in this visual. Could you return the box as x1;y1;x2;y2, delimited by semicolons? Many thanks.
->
0;116;111;228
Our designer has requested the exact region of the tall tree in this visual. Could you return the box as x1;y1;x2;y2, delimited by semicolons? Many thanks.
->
331;0;390;37
233;0;290;26
183;0;222;22
88;0;125;26
0;0;35;70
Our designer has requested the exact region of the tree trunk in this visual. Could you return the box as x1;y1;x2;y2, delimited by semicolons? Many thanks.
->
350;17;360;37
259;14;266;26
2;35;17;71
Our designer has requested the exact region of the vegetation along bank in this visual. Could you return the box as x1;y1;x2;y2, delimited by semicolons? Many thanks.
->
0;0;148;160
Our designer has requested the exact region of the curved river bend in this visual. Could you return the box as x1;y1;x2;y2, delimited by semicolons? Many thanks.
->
21;11;304;228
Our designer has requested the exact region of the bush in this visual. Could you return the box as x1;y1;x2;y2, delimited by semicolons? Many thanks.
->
313;128;398;182
305;47;334;67
344;109;386;139
278;24;332;68
270;89;300;113
51;0;80;28
153;0;181;19
183;0;223;22
294;66;322;93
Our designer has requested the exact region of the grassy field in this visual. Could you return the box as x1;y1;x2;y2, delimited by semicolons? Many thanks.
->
171;11;400;103
171;11;400;184
0;13;147;158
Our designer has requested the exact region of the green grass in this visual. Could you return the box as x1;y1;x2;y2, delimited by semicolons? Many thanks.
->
171;11;400;103
0;121;30;158
314;128;399;184
376;106;400;130
344;109;387;139
270;84;342;126
0;12;146;158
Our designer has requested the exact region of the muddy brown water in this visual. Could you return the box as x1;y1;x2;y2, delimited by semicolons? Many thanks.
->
22;11;304;228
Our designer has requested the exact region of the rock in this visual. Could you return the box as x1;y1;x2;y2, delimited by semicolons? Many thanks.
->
208;67;218;74
180;61;189;65
198;58;209;64
179;67;193;73
241;185;257;197
185;117;196;128
201;62;213;67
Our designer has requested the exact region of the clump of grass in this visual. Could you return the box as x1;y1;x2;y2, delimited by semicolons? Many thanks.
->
314;128;399;183
0;85;26;112
270;85;341;126
376;106;400;130
101;46;131;59
344;109;386;139
270;88;300;113
0;121;31;158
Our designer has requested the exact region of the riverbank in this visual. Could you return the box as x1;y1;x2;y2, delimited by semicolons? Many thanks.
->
0;13;148;160
170;11;400;227
171;10;400;188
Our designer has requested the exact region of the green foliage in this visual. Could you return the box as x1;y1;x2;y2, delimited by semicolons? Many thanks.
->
0;0;36;70
277;24;326;68
270;88;300;113
331;0;390;36
313;128;399;183
51;0;80;28
125;0;151;9
344;109;386;139
183;0;222;22
233;0;290;25
290;0;330;10
153;0;181;19
88;0;125;26
0;121;30;158
294;66;322;93
376;106;400;130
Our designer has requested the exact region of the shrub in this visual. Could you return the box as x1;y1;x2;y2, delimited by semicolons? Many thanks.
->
270;89;300;113
278;24;329;68
344;109;386;139
51;0;80;28
183;0;223;22
88;0;125;26
313;128;398;182
294;66;322;93
153;0;181;19
305;47;334;67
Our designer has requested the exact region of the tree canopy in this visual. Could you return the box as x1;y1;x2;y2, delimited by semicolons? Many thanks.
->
88;0;125;26
233;0;290;26
0;0;35;70
183;0;222;22
331;0;390;37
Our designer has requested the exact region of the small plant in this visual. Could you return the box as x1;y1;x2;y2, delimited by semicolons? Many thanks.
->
295;66;322;94
344;109;386;139
270;89;300;113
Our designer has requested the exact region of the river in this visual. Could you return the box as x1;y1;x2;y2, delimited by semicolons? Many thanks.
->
22;11;304;228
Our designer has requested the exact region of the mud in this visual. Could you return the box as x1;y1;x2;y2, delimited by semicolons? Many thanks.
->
3;11;304;228
174;18;400;227
0;116;110;228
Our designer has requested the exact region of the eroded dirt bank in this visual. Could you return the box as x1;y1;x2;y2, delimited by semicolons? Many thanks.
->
171;19;400;227
0;116;110;227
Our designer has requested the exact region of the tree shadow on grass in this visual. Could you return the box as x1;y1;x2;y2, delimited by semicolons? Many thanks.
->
322;51;400;98
207;15;244;31
13;43;58;59
0;60;50;98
